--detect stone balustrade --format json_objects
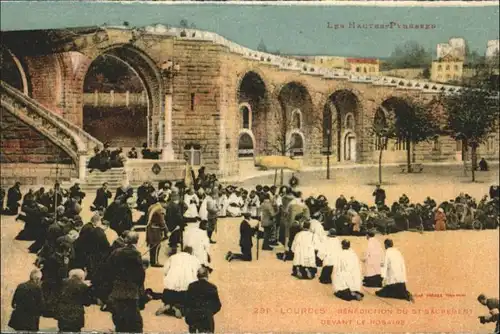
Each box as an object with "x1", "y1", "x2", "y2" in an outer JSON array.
[{"x1": 117, "y1": 23, "x2": 466, "y2": 95}]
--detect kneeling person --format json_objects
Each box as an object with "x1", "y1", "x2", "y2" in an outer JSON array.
[
  {"x1": 375, "y1": 239, "x2": 414, "y2": 302},
  {"x1": 333, "y1": 240, "x2": 364, "y2": 301},
  {"x1": 226, "y1": 212, "x2": 258, "y2": 262},
  {"x1": 291, "y1": 221, "x2": 318, "y2": 279},
  {"x1": 157, "y1": 246, "x2": 201, "y2": 318}
]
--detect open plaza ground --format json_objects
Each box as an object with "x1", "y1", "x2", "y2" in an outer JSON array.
[{"x1": 1, "y1": 164, "x2": 499, "y2": 333}]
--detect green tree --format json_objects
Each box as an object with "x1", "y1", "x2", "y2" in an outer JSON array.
[
  {"x1": 441, "y1": 73, "x2": 499, "y2": 182},
  {"x1": 393, "y1": 98, "x2": 440, "y2": 173},
  {"x1": 371, "y1": 110, "x2": 395, "y2": 185},
  {"x1": 385, "y1": 41, "x2": 433, "y2": 70}
]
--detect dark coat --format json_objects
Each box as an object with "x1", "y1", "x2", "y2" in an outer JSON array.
[
  {"x1": 56, "y1": 277, "x2": 93, "y2": 330},
  {"x1": 373, "y1": 189, "x2": 386, "y2": 205},
  {"x1": 74, "y1": 224, "x2": 110, "y2": 280},
  {"x1": 107, "y1": 245, "x2": 145, "y2": 301},
  {"x1": 7, "y1": 186, "x2": 22, "y2": 210},
  {"x1": 335, "y1": 197, "x2": 347, "y2": 211},
  {"x1": 111, "y1": 204, "x2": 133, "y2": 237},
  {"x1": 8, "y1": 281, "x2": 44, "y2": 331},
  {"x1": 146, "y1": 204, "x2": 168, "y2": 245},
  {"x1": 93, "y1": 188, "x2": 113, "y2": 209},
  {"x1": 184, "y1": 279, "x2": 222, "y2": 331},
  {"x1": 166, "y1": 201, "x2": 184, "y2": 232},
  {"x1": 239, "y1": 219, "x2": 256, "y2": 248}
]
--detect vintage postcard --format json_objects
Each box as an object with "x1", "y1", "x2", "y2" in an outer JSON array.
[{"x1": 0, "y1": 1, "x2": 499, "y2": 333}]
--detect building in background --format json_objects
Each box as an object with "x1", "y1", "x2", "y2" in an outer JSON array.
[
  {"x1": 486, "y1": 39, "x2": 499, "y2": 59},
  {"x1": 287, "y1": 55, "x2": 380, "y2": 74},
  {"x1": 431, "y1": 54, "x2": 464, "y2": 83},
  {"x1": 346, "y1": 58, "x2": 380, "y2": 75},
  {"x1": 437, "y1": 37, "x2": 466, "y2": 60},
  {"x1": 379, "y1": 68, "x2": 426, "y2": 79}
]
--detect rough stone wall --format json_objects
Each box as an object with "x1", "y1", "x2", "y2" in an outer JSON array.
[
  {"x1": 171, "y1": 40, "x2": 223, "y2": 174},
  {"x1": 23, "y1": 54, "x2": 65, "y2": 115},
  {"x1": 1, "y1": 108, "x2": 73, "y2": 164}
]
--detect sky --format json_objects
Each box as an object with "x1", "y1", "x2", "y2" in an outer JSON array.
[{"x1": 1, "y1": 1, "x2": 498, "y2": 58}]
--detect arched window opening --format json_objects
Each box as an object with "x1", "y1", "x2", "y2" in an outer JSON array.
[
  {"x1": 292, "y1": 109, "x2": 302, "y2": 129},
  {"x1": 238, "y1": 132, "x2": 254, "y2": 158},
  {"x1": 241, "y1": 106, "x2": 251, "y2": 129},
  {"x1": 290, "y1": 133, "x2": 304, "y2": 157},
  {"x1": 345, "y1": 114, "x2": 355, "y2": 130}
]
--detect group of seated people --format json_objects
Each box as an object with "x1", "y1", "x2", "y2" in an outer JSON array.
[{"x1": 87, "y1": 143, "x2": 126, "y2": 173}]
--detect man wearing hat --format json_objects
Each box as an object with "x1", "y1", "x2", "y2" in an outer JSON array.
[{"x1": 317, "y1": 228, "x2": 341, "y2": 284}]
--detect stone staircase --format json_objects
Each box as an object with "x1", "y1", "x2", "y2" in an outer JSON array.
[
  {"x1": 60, "y1": 167, "x2": 128, "y2": 193},
  {"x1": 1, "y1": 81, "x2": 103, "y2": 180}
]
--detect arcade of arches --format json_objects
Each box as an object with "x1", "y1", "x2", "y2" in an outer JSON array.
[{"x1": 0, "y1": 27, "x2": 498, "y2": 180}]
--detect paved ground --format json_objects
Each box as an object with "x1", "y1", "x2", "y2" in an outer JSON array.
[{"x1": 1, "y1": 164, "x2": 499, "y2": 333}]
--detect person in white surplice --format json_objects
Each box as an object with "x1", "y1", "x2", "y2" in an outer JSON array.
[
  {"x1": 155, "y1": 246, "x2": 201, "y2": 318},
  {"x1": 227, "y1": 189, "x2": 244, "y2": 217},
  {"x1": 183, "y1": 220, "x2": 212, "y2": 272},
  {"x1": 217, "y1": 188, "x2": 229, "y2": 218},
  {"x1": 376, "y1": 239, "x2": 414, "y2": 302},
  {"x1": 183, "y1": 188, "x2": 200, "y2": 222},
  {"x1": 246, "y1": 190, "x2": 261, "y2": 219},
  {"x1": 291, "y1": 221, "x2": 318, "y2": 280},
  {"x1": 333, "y1": 240, "x2": 364, "y2": 301},
  {"x1": 361, "y1": 231, "x2": 384, "y2": 288},
  {"x1": 317, "y1": 228, "x2": 341, "y2": 284}
]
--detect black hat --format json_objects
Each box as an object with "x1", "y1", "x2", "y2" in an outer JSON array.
[{"x1": 327, "y1": 228, "x2": 337, "y2": 237}]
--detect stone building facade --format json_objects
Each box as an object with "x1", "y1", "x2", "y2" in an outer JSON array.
[{"x1": 1, "y1": 25, "x2": 498, "y2": 184}]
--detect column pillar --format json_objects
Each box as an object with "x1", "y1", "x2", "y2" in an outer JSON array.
[
  {"x1": 78, "y1": 155, "x2": 87, "y2": 181},
  {"x1": 162, "y1": 92, "x2": 175, "y2": 160}
]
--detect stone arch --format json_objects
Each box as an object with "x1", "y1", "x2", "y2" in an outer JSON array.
[
  {"x1": 237, "y1": 129, "x2": 255, "y2": 158},
  {"x1": 76, "y1": 44, "x2": 163, "y2": 148},
  {"x1": 237, "y1": 71, "x2": 268, "y2": 155},
  {"x1": 323, "y1": 89, "x2": 361, "y2": 162},
  {"x1": 1, "y1": 47, "x2": 30, "y2": 95},
  {"x1": 287, "y1": 130, "x2": 305, "y2": 157}
]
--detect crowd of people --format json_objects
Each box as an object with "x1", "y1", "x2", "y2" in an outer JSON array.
[{"x1": 1, "y1": 166, "x2": 499, "y2": 333}]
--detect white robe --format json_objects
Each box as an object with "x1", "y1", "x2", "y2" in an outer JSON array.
[
  {"x1": 381, "y1": 247, "x2": 408, "y2": 285},
  {"x1": 309, "y1": 219, "x2": 326, "y2": 249},
  {"x1": 246, "y1": 196, "x2": 260, "y2": 218},
  {"x1": 317, "y1": 237, "x2": 341, "y2": 266},
  {"x1": 333, "y1": 249, "x2": 362, "y2": 292},
  {"x1": 363, "y1": 237, "x2": 384, "y2": 277},
  {"x1": 183, "y1": 224, "x2": 210, "y2": 266},
  {"x1": 291, "y1": 230, "x2": 316, "y2": 267},
  {"x1": 227, "y1": 194, "x2": 243, "y2": 217},
  {"x1": 199, "y1": 197, "x2": 208, "y2": 221},
  {"x1": 218, "y1": 195, "x2": 229, "y2": 217},
  {"x1": 163, "y1": 252, "x2": 201, "y2": 292},
  {"x1": 184, "y1": 193, "x2": 200, "y2": 218}
]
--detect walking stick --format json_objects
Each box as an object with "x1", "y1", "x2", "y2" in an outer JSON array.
[{"x1": 256, "y1": 220, "x2": 260, "y2": 260}]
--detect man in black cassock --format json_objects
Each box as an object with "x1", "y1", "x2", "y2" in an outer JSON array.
[
  {"x1": 184, "y1": 266, "x2": 222, "y2": 334},
  {"x1": 166, "y1": 191, "x2": 186, "y2": 253},
  {"x1": 110, "y1": 197, "x2": 135, "y2": 237},
  {"x1": 225, "y1": 212, "x2": 257, "y2": 262},
  {"x1": 73, "y1": 213, "x2": 111, "y2": 281},
  {"x1": 92, "y1": 182, "x2": 113, "y2": 212},
  {"x1": 107, "y1": 232, "x2": 145, "y2": 333},
  {"x1": 8, "y1": 269, "x2": 44, "y2": 331},
  {"x1": 373, "y1": 184, "x2": 386, "y2": 207},
  {"x1": 6, "y1": 182, "x2": 22, "y2": 215},
  {"x1": 69, "y1": 183, "x2": 86, "y2": 204}
]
